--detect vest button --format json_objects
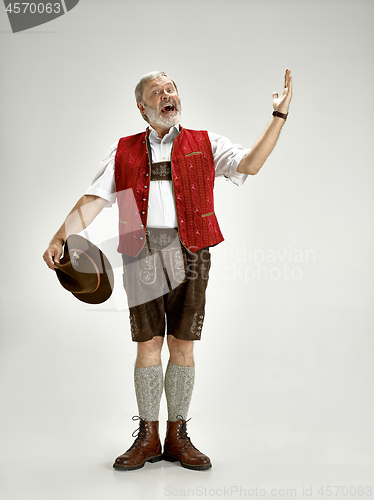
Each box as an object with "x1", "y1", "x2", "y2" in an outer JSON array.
[
  {"x1": 141, "y1": 211, "x2": 145, "y2": 214},
  {"x1": 144, "y1": 186, "x2": 148, "y2": 189},
  {"x1": 140, "y1": 224, "x2": 144, "y2": 228},
  {"x1": 146, "y1": 173, "x2": 149, "y2": 177},
  {"x1": 140, "y1": 237, "x2": 144, "y2": 240},
  {"x1": 143, "y1": 198, "x2": 146, "y2": 201}
]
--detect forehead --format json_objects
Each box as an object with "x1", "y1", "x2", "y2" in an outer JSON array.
[{"x1": 145, "y1": 77, "x2": 176, "y2": 92}]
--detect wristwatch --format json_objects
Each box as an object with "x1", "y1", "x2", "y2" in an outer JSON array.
[{"x1": 272, "y1": 110, "x2": 288, "y2": 120}]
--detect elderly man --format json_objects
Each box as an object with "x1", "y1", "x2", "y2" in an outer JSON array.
[{"x1": 43, "y1": 69, "x2": 293, "y2": 471}]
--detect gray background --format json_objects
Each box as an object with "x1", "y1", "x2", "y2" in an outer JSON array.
[{"x1": 0, "y1": 0, "x2": 373, "y2": 499}]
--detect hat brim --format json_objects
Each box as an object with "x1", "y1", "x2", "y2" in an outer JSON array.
[{"x1": 55, "y1": 235, "x2": 114, "y2": 305}]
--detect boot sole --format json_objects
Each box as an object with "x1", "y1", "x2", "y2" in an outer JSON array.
[
  {"x1": 113, "y1": 454, "x2": 163, "y2": 471},
  {"x1": 162, "y1": 453, "x2": 212, "y2": 471}
]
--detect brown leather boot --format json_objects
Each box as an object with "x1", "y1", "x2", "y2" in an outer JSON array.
[
  {"x1": 163, "y1": 418, "x2": 212, "y2": 470},
  {"x1": 113, "y1": 416, "x2": 162, "y2": 471}
]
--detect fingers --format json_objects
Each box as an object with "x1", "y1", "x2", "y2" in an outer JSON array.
[
  {"x1": 284, "y1": 68, "x2": 292, "y2": 92},
  {"x1": 53, "y1": 250, "x2": 62, "y2": 265},
  {"x1": 43, "y1": 249, "x2": 55, "y2": 270},
  {"x1": 272, "y1": 69, "x2": 293, "y2": 114},
  {"x1": 288, "y1": 72, "x2": 293, "y2": 95},
  {"x1": 43, "y1": 247, "x2": 62, "y2": 270},
  {"x1": 274, "y1": 68, "x2": 292, "y2": 99},
  {"x1": 281, "y1": 69, "x2": 293, "y2": 105}
]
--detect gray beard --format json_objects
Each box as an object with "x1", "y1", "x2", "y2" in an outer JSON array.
[{"x1": 144, "y1": 102, "x2": 182, "y2": 130}]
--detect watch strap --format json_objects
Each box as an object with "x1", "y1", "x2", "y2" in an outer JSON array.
[{"x1": 272, "y1": 110, "x2": 288, "y2": 120}]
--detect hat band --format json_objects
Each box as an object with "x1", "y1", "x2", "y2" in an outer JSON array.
[{"x1": 71, "y1": 248, "x2": 101, "y2": 293}]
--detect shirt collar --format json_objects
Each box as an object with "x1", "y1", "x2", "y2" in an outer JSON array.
[{"x1": 148, "y1": 123, "x2": 180, "y2": 141}]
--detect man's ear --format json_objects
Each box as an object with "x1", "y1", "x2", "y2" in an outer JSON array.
[{"x1": 137, "y1": 102, "x2": 146, "y2": 115}]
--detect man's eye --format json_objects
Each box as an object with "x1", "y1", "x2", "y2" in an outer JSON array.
[{"x1": 167, "y1": 89, "x2": 173, "y2": 92}]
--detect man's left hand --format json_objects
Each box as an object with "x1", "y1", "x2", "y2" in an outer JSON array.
[{"x1": 272, "y1": 68, "x2": 293, "y2": 114}]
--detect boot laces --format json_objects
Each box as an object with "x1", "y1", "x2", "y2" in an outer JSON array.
[
  {"x1": 176, "y1": 414, "x2": 193, "y2": 450},
  {"x1": 130, "y1": 415, "x2": 148, "y2": 450}
]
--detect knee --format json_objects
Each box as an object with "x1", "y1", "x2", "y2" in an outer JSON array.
[
  {"x1": 167, "y1": 335, "x2": 194, "y2": 357},
  {"x1": 137, "y1": 336, "x2": 164, "y2": 357}
]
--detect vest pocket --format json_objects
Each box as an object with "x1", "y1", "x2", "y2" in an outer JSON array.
[{"x1": 185, "y1": 151, "x2": 203, "y2": 157}]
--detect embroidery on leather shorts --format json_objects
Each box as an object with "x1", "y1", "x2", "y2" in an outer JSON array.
[
  {"x1": 159, "y1": 232, "x2": 174, "y2": 247},
  {"x1": 130, "y1": 314, "x2": 139, "y2": 339},
  {"x1": 190, "y1": 312, "x2": 198, "y2": 335},
  {"x1": 140, "y1": 248, "x2": 156, "y2": 284},
  {"x1": 148, "y1": 230, "x2": 175, "y2": 248},
  {"x1": 170, "y1": 248, "x2": 187, "y2": 283},
  {"x1": 190, "y1": 313, "x2": 204, "y2": 337}
]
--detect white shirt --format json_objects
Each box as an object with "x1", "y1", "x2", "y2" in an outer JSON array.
[{"x1": 85, "y1": 124, "x2": 249, "y2": 228}]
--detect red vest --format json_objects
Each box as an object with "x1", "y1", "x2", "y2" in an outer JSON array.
[{"x1": 114, "y1": 126, "x2": 224, "y2": 257}]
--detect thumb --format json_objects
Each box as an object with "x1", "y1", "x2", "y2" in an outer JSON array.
[{"x1": 272, "y1": 92, "x2": 278, "y2": 98}]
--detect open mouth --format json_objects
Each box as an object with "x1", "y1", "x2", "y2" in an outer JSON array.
[{"x1": 161, "y1": 103, "x2": 175, "y2": 114}]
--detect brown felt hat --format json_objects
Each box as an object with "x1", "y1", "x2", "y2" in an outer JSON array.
[{"x1": 55, "y1": 234, "x2": 114, "y2": 304}]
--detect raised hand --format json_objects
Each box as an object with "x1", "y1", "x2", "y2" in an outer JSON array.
[{"x1": 272, "y1": 68, "x2": 293, "y2": 115}]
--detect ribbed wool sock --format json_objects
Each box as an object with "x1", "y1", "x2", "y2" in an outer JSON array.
[
  {"x1": 164, "y1": 361, "x2": 195, "y2": 422},
  {"x1": 134, "y1": 364, "x2": 163, "y2": 421}
]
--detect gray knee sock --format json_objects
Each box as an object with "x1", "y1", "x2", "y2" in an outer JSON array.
[
  {"x1": 134, "y1": 364, "x2": 163, "y2": 421},
  {"x1": 164, "y1": 361, "x2": 195, "y2": 422}
]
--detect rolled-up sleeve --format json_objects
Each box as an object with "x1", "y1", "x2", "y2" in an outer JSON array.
[
  {"x1": 208, "y1": 131, "x2": 250, "y2": 186},
  {"x1": 84, "y1": 140, "x2": 119, "y2": 206}
]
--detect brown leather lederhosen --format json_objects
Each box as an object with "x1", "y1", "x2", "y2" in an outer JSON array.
[{"x1": 121, "y1": 162, "x2": 211, "y2": 342}]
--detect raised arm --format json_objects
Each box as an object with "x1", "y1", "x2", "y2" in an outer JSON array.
[
  {"x1": 43, "y1": 194, "x2": 108, "y2": 270},
  {"x1": 237, "y1": 68, "x2": 293, "y2": 175}
]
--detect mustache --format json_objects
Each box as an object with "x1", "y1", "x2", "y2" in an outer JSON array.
[{"x1": 159, "y1": 99, "x2": 181, "y2": 111}]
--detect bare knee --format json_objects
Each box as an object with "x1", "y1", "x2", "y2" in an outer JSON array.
[
  {"x1": 136, "y1": 336, "x2": 164, "y2": 367},
  {"x1": 167, "y1": 335, "x2": 194, "y2": 367}
]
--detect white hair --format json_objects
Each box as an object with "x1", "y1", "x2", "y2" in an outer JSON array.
[
  {"x1": 134, "y1": 71, "x2": 178, "y2": 103},
  {"x1": 135, "y1": 71, "x2": 179, "y2": 123}
]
